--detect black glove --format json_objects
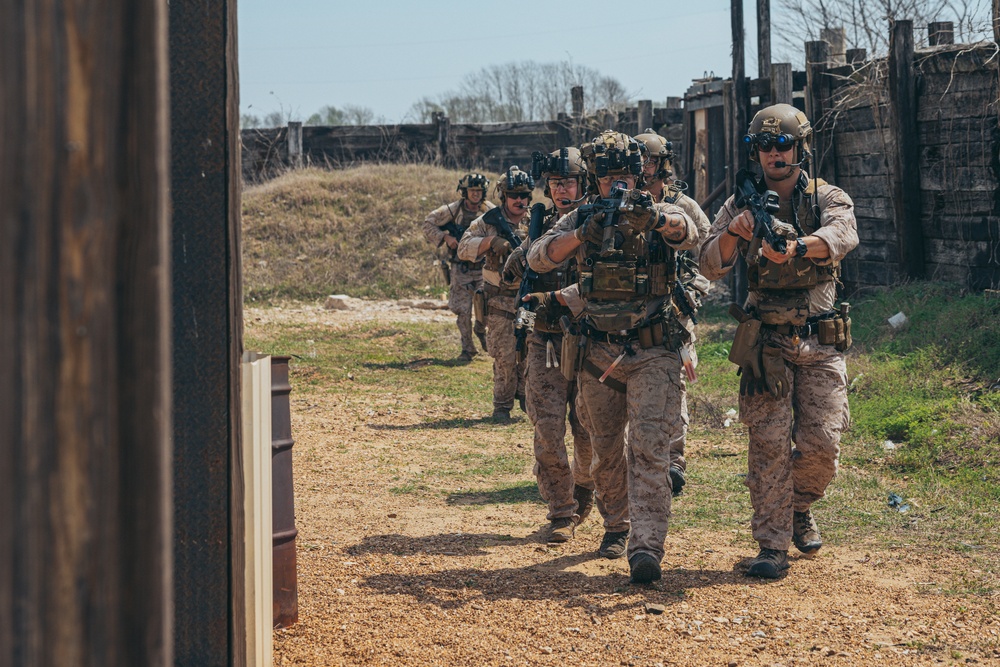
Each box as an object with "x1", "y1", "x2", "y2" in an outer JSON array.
[{"x1": 574, "y1": 212, "x2": 606, "y2": 245}]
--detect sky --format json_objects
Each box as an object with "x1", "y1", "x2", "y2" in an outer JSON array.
[{"x1": 238, "y1": 0, "x2": 773, "y2": 124}]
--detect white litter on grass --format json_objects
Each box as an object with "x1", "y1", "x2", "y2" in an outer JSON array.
[
  {"x1": 882, "y1": 440, "x2": 896, "y2": 451},
  {"x1": 888, "y1": 312, "x2": 908, "y2": 329}
]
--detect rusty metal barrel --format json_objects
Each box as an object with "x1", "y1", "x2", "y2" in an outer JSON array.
[{"x1": 271, "y1": 355, "x2": 298, "y2": 627}]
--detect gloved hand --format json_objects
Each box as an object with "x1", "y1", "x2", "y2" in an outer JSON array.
[
  {"x1": 761, "y1": 343, "x2": 790, "y2": 398},
  {"x1": 503, "y1": 246, "x2": 526, "y2": 282},
  {"x1": 737, "y1": 342, "x2": 766, "y2": 397},
  {"x1": 624, "y1": 205, "x2": 660, "y2": 234},
  {"x1": 489, "y1": 236, "x2": 511, "y2": 255},
  {"x1": 574, "y1": 212, "x2": 606, "y2": 245},
  {"x1": 522, "y1": 291, "x2": 555, "y2": 310}
]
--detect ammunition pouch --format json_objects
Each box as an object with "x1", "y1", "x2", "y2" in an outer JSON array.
[
  {"x1": 817, "y1": 315, "x2": 852, "y2": 351},
  {"x1": 473, "y1": 288, "x2": 487, "y2": 324},
  {"x1": 560, "y1": 330, "x2": 583, "y2": 382}
]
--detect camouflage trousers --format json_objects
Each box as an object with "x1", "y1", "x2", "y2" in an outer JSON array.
[
  {"x1": 448, "y1": 265, "x2": 482, "y2": 356},
  {"x1": 485, "y1": 299, "x2": 524, "y2": 412},
  {"x1": 576, "y1": 341, "x2": 688, "y2": 559},
  {"x1": 525, "y1": 332, "x2": 594, "y2": 521},
  {"x1": 738, "y1": 334, "x2": 849, "y2": 551}
]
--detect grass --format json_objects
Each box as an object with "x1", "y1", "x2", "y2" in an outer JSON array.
[{"x1": 242, "y1": 165, "x2": 505, "y2": 301}]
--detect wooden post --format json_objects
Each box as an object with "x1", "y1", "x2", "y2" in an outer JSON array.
[
  {"x1": 846, "y1": 48, "x2": 867, "y2": 65},
  {"x1": 888, "y1": 20, "x2": 925, "y2": 279},
  {"x1": 928, "y1": 21, "x2": 955, "y2": 45},
  {"x1": 724, "y1": 79, "x2": 747, "y2": 304},
  {"x1": 0, "y1": 0, "x2": 172, "y2": 664},
  {"x1": 170, "y1": 0, "x2": 246, "y2": 663},
  {"x1": 637, "y1": 100, "x2": 653, "y2": 133},
  {"x1": 732, "y1": 0, "x2": 749, "y2": 177},
  {"x1": 757, "y1": 0, "x2": 771, "y2": 78},
  {"x1": 287, "y1": 121, "x2": 303, "y2": 169},
  {"x1": 770, "y1": 63, "x2": 793, "y2": 104},
  {"x1": 665, "y1": 96, "x2": 682, "y2": 109},
  {"x1": 571, "y1": 86, "x2": 585, "y2": 144},
  {"x1": 434, "y1": 112, "x2": 450, "y2": 164},
  {"x1": 820, "y1": 27, "x2": 847, "y2": 65},
  {"x1": 805, "y1": 40, "x2": 833, "y2": 180}
]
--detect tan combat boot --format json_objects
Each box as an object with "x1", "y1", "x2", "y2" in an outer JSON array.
[
  {"x1": 793, "y1": 510, "x2": 822, "y2": 556},
  {"x1": 548, "y1": 517, "x2": 575, "y2": 543}
]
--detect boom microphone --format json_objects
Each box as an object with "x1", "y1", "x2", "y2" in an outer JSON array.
[{"x1": 774, "y1": 158, "x2": 807, "y2": 168}]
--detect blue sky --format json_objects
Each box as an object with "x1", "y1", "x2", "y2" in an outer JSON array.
[{"x1": 238, "y1": 0, "x2": 769, "y2": 123}]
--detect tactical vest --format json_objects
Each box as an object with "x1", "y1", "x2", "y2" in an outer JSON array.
[
  {"x1": 578, "y1": 223, "x2": 676, "y2": 332},
  {"x1": 746, "y1": 179, "x2": 839, "y2": 325},
  {"x1": 444, "y1": 202, "x2": 488, "y2": 265}
]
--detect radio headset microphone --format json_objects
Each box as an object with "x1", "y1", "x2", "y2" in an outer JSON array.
[{"x1": 774, "y1": 158, "x2": 807, "y2": 168}]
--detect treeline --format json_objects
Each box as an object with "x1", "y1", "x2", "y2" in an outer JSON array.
[{"x1": 241, "y1": 59, "x2": 630, "y2": 129}]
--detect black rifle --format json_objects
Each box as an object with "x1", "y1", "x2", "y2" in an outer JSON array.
[
  {"x1": 575, "y1": 181, "x2": 654, "y2": 257},
  {"x1": 482, "y1": 207, "x2": 523, "y2": 250},
  {"x1": 513, "y1": 203, "x2": 548, "y2": 352},
  {"x1": 733, "y1": 169, "x2": 795, "y2": 256}
]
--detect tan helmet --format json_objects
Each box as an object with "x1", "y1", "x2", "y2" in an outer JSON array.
[
  {"x1": 457, "y1": 172, "x2": 490, "y2": 199},
  {"x1": 635, "y1": 129, "x2": 675, "y2": 182},
  {"x1": 532, "y1": 147, "x2": 587, "y2": 198},
  {"x1": 745, "y1": 104, "x2": 812, "y2": 163},
  {"x1": 494, "y1": 165, "x2": 535, "y2": 201},
  {"x1": 580, "y1": 130, "x2": 644, "y2": 194}
]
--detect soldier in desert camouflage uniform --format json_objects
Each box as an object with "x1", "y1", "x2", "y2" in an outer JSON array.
[
  {"x1": 457, "y1": 166, "x2": 533, "y2": 421},
  {"x1": 502, "y1": 148, "x2": 602, "y2": 543},
  {"x1": 699, "y1": 104, "x2": 858, "y2": 578},
  {"x1": 634, "y1": 129, "x2": 713, "y2": 497},
  {"x1": 526, "y1": 131, "x2": 699, "y2": 583},
  {"x1": 422, "y1": 173, "x2": 496, "y2": 361}
]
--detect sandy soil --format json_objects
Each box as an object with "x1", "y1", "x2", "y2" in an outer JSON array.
[{"x1": 253, "y1": 302, "x2": 1000, "y2": 667}]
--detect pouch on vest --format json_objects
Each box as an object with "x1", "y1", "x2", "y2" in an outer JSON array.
[
  {"x1": 836, "y1": 317, "x2": 852, "y2": 352},
  {"x1": 560, "y1": 331, "x2": 580, "y2": 382},
  {"x1": 755, "y1": 290, "x2": 809, "y2": 326}
]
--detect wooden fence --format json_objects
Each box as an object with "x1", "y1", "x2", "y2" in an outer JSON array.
[{"x1": 240, "y1": 90, "x2": 684, "y2": 182}]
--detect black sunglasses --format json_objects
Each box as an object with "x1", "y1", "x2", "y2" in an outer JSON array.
[
  {"x1": 744, "y1": 132, "x2": 796, "y2": 152},
  {"x1": 507, "y1": 192, "x2": 531, "y2": 199}
]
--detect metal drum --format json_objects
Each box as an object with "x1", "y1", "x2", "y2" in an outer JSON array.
[{"x1": 270, "y1": 355, "x2": 298, "y2": 627}]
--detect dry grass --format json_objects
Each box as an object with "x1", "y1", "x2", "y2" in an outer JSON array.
[{"x1": 242, "y1": 165, "x2": 503, "y2": 302}]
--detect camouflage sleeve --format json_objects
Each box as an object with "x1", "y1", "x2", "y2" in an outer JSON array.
[
  {"x1": 526, "y1": 209, "x2": 581, "y2": 274},
  {"x1": 654, "y1": 202, "x2": 698, "y2": 251},
  {"x1": 502, "y1": 245, "x2": 526, "y2": 282},
  {"x1": 421, "y1": 201, "x2": 458, "y2": 247},
  {"x1": 699, "y1": 195, "x2": 742, "y2": 281},
  {"x1": 456, "y1": 215, "x2": 492, "y2": 262},
  {"x1": 677, "y1": 194, "x2": 712, "y2": 260},
  {"x1": 809, "y1": 185, "x2": 859, "y2": 266}
]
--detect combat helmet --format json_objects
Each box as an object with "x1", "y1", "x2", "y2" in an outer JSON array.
[
  {"x1": 457, "y1": 172, "x2": 490, "y2": 199},
  {"x1": 530, "y1": 147, "x2": 587, "y2": 199},
  {"x1": 635, "y1": 129, "x2": 675, "y2": 182},
  {"x1": 494, "y1": 165, "x2": 535, "y2": 201},
  {"x1": 580, "y1": 130, "x2": 644, "y2": 194},
  {"x1": 744, "y1": 104, "x2": 812, "y2": 164}
]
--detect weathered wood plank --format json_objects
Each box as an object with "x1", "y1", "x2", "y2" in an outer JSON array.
[
  {"x1": 921, "y1": 190, "x2": 998, "y2": 217},
  {"x1": 915, "y1": 44, "x2": 999, "y2": 75},
  {"x1": 838, "y1": 153, "x2": 891, "y2": 178},
  {"x1": 926, "y1": 238, "x2": 996, "y2": 265},
  {"x1": 920, "y1": 165, "x2": 997, "y2": 192},
  {"x1": 833, "y1": 128, "x2": 892, "y2": 156},
  {"x1": 917, "y1": 90, "x2": 999, "y2": 122},
  {"x1": 852, "y1": 197, "x2": 893, "y2": 220},
  {"x1": 920, "y1": 71, "x2": 997, "y2": 96},
  {"x1": 922, "y1": 215, "x2": 1000, "y2": 242},
  {"x1": 836, "y1": 174, "x2": 892, "y2": 199}
]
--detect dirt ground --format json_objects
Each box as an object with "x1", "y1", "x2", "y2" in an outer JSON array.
[{"x1": 253, "y1": 302, "x2": 1000, "y2": 667}]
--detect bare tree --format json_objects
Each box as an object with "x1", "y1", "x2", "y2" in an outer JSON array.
[
  {"x1": 304, "y1": 104, "x2": 381, "y2": 126},
  {"x1": 772, "y1": 0, "x2": 992, "y2": 62},
  {"x1": 405, "y1": 60, "x2": 632, "y2": 123}
]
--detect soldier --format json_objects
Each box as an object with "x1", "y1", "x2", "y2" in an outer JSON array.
[
  {"x1": 635, "y1": 130, "x2": 713, "y2": 498},
  {"x1": 457, "y1": 166, "x2": 533, "y2": 422},
  {"x1": 421, "y1": 173, "x2": 495, "y2": 361},
  {"x1": 502, "y1": 148, "x2": 599, "y2": 543},
  {"x1": 699, "y1": 104, "x2": 858, "y2": 578},
  {"x1": 525, "y1": 131, "x2": 700, "y2": 583}
]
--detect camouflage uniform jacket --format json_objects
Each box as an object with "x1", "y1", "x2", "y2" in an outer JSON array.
[
  {"x1": 700, "y1": 175, "x2": 858, "y2": 316},
  {"x1": 422, "y1": 199, "x2": 495, "y2": 261},
  {"x1": 526, "y1": 201, "x2": 699, "y2": 329}
]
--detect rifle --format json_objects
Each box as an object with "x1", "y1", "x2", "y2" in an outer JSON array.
[
  {"x1": 482, "y1": 207, "x2": 523, "y2": 250},
  {"x1": 575, "y1": 180, "x2": 654, "y2": 257},
  {"x1": 733, "y1": 169, "x2": 796, "y2": 259},
  {"x1": 513, "y1": 203, "x2": 548, "y2": 352}
]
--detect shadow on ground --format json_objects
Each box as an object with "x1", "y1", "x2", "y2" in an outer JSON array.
[
  {"x1": 446, "y1": 482, "x2": 544, "y2": 506},
  {"x1": 367, "y1": 415, "x2": 504, "y2": 430},
  {"x1": 362, "y1": 356, "x2": 477, "y2": 371}
]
